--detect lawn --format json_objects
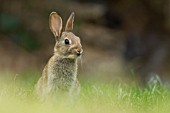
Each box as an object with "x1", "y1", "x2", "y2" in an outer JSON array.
[{"x1": 0, "y1": 71, "x2": 170, "y2": 113}]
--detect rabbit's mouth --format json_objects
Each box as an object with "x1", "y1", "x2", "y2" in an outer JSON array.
[
  {"x1": 64, "y1": 52, "x2": 82, "y2": 59},
  {"x1": 77, "y1": 53, "x2": 81, "y2": 56},
  {"x1": 64, "y1": 48, "x2": 83, "y2": 59},
  {"x1": 76, "y1": 49, "x2": 83, "y2": 56}
]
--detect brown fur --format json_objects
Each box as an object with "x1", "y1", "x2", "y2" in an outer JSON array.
[{"x1": 36, "y1": 12, "x2": 82, "y2": 98}]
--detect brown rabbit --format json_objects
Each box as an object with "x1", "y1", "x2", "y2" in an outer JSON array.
[{"x1": 36, "y1": 12, "x2": 83, "y2": 98}]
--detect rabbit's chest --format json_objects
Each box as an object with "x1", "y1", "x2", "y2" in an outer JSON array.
[
  {"x1": 53, "y1": 66, "x2": 76, "y2": 83},
  {"x1": 48, "y1": 59, "x2": 77, "y2": 91}
]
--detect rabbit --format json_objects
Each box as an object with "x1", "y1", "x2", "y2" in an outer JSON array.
[{"x1": 36, "y1": 11, "x2": 83, "y2": 98}]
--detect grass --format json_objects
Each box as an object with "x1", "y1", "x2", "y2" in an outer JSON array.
[{"x1": 0, "y1": 71, "x2": 170, "y2": 113}]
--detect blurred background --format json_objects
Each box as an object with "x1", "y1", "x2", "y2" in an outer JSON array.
[{"x1": 1, "y1": 0, "x2": 170, "y2": 85}]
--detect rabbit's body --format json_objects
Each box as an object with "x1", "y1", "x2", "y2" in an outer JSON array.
[
  {"x1": 36, "y1": 56, "x2": 80, "y2": 96},
  {"x1": 36, "y1": 12, "x2": 82, "y2": 98}
]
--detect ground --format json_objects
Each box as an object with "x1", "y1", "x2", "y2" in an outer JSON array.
[{"x1": 0, "y1": 71, "x2": 170, "y2": 113}]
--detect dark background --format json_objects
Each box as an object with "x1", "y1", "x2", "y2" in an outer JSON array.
[{"x1": 1, "y1": 0, "x2": 170, "y2": 84}]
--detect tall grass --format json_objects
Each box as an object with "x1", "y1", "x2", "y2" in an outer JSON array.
[{"x1": 0, "y1": 72, "x2": 170, "y2": 113}]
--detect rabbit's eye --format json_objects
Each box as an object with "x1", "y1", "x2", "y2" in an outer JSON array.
[{"x1": 65, "y1": 39, "x2": 70, "y2": 45}]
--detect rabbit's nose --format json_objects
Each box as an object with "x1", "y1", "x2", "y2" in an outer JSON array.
[{"x1": 76, "y1": 49, "x2": 83, "y2": 56}]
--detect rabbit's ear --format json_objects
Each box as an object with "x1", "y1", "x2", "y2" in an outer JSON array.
[
  {"x1": 49, "y1": 12, "x2": 62, "y2": 39},
  {"x1": 65, "y1": 12, "x2": 75, "y2": 31}
]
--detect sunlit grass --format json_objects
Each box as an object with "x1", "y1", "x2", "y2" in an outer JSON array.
[{"x1": 0, "y1": 72, "x2": 170, "y2": 113}]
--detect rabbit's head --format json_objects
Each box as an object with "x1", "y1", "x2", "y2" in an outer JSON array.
[{"x1": 49, "y1": 12, "x2": 83, "y2": 59}]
